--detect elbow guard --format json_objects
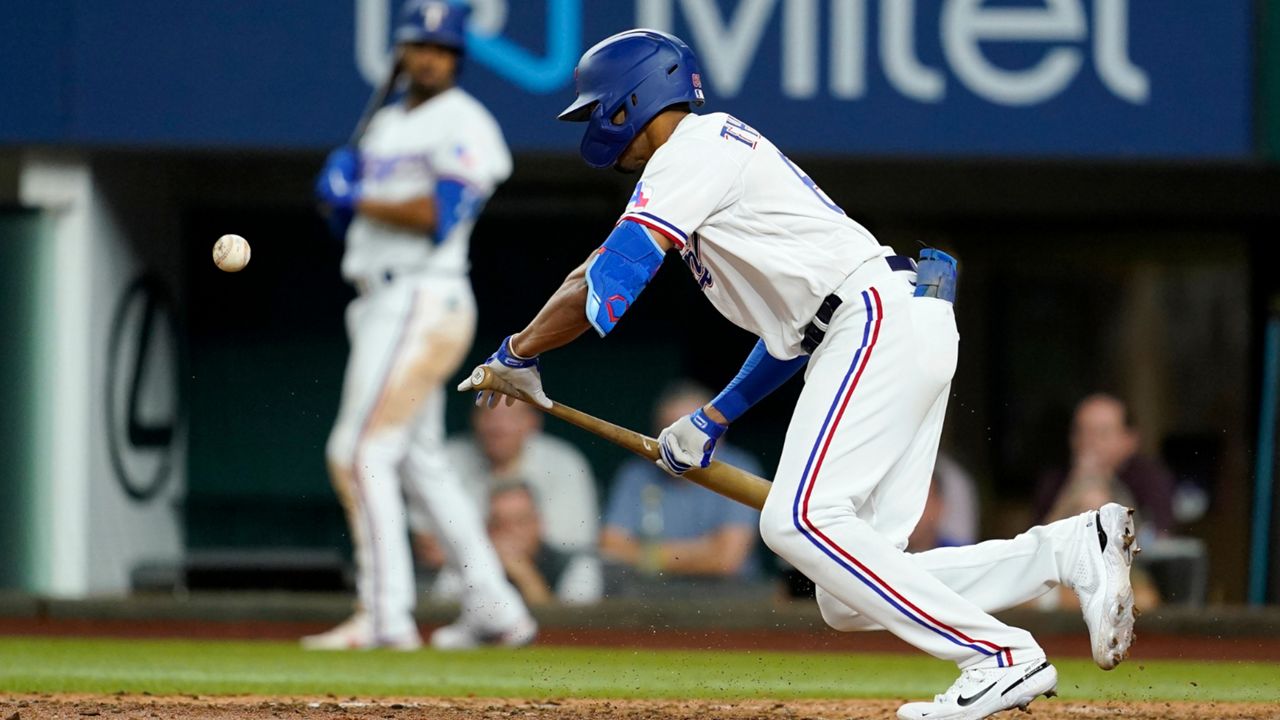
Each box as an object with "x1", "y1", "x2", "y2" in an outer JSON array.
[{"x1": 585, "y1": 220, "x2": 665, "y2": 336}]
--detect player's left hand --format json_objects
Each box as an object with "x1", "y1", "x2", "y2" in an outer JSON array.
[
  {"x1": 656, "y1": 408, "x2": 727, "y2": 475},
  {"x1": 457, "y1": 335, "x2": 553, "y2": 409},
  {"x1": 316, "y1": 146, "x2": 362, "y2": 211}
]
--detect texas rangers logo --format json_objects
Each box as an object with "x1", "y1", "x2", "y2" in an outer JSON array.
[{"x1": 627, "y1": 181, "x2": 652, "y2": 211}]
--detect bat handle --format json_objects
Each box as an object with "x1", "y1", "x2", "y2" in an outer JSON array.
[{"x1": 471, "y1": 366, "x2": 535, "y2": 405}]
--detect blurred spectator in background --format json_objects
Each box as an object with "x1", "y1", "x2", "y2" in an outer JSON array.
[
  {"x1": 411, "y1": 401, "x2": 598, "y2": 564},
  {"x1": 1034, "y1": 393, "x2": 1175, "y2": 536},
  {"x1": 601, "y1": 382, "x2": 762, "y2": 580},
  {"x1": 1031, "y1": 393, "x2": 1172, "y2": 610},
  {"x1": 486, "y1": 484, "x2": 602, "y2": 606},
  {"x1": 907, "y1": 452, "x2": 980, "y2": 552}
]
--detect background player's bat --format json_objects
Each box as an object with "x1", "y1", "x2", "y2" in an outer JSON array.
[
  {"x1": 349, "y1": 58, "x2": 403, "y2": 146},
  {"x1": 466, "y1": 367, "x2": 771, "y2": 511}
]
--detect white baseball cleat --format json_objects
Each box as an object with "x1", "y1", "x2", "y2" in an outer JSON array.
[
  {"x1": 429, "y1": 614, "x2": 538, "y2": 651},
  {"x1": 1068, "y1": 503, "x2": 1139, "y2": 670},
  {"x1": 300, "y1": 612, "x2": 422, "y2": 651},
  {"x1": 897, "y1": 659, "x2": 1058, "y2": 720}
]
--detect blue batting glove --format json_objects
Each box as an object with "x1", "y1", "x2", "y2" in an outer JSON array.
[
  {"x1": 316, "y1": 146, "x2": 362, "y2": 211},
  {"x1": 656, "y1": 407, "x2": 727, "y2": 475},
  {"x1": 457, "y1": 335, "x2": 552, "y2": 409}
]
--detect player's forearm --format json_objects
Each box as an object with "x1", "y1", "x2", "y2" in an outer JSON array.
[
  {"x1": 510, "y1": 260, "x2": 593, "y2": 357},
  {"x1": 356, "y1": 196, "x2": 437, "y2": 234}
]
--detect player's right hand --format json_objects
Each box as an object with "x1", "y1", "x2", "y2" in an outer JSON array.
[
  {"x1": 315, "y1": 146, "x2": 362, "y2": 211},
  {"x1": 656, "y1": 408, "x2": 727, "y2": 475},
  {"x1": 457, "y1": 336, "x2": 553, "y2": 409}
]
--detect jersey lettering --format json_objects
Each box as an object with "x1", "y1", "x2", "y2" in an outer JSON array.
[
  {"x1": 681, "y1": 232, "x2": 714, "y2": 290},
  {"x1": 777, "y1": 150, "x2": 845, "y2": 216},
  {"x1": 719, "y1": 116, "x2": 760, "y2": 149}
]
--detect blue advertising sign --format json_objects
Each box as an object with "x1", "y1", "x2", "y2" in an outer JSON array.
[{"x1": 0, "y1": 0, "x2": 1254, "y2": 158}]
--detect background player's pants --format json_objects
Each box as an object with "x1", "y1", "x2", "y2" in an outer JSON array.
[
  {"x1": 326, "y1": 274, "x2": 527, "y2": 641},
  {"x1": 760, "y1": 259, "x2": 1053, "y2": 670}
]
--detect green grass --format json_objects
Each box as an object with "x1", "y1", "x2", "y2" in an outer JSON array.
[{"x1": 0, "y1": 637, "x2": 1276, "y2": 703}]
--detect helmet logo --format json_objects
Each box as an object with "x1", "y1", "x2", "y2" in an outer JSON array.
[
  {"x1": 692, "y1": 73, "x2": 705, "y2": 101},
  {"x1": 424, "y1": 3, "x2": 445, "y2": 31}
]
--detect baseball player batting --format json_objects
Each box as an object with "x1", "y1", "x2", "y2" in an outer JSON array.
[
  {"x1": 460, "y1": 30, "x2": 1139, "y2": 719},
  {"x1": 306, "y1": 0, "x2": 535, "y2": 651}
]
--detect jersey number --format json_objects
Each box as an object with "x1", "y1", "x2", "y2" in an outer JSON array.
[{"x1": 777, "y1": 151, "x2": 845, "y2": 216}]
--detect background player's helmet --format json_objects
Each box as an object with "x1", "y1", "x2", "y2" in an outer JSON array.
[
  {"x1": 558, "y1": 29, "x2": 705, "y2": 168},
  {"x1": 395, "y1": 0, "x2": 470, "y2": 53}
]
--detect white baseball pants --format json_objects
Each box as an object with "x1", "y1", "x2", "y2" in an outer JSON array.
[
  {"x1": 760, "y1": 259, "x2": 1087, "y2": 670},
  {"x1": 326, "y1": 274, "x2": 528, "y2": 641}
]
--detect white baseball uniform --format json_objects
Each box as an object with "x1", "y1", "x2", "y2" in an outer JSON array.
[
  {"x1": 623, "y1": 113, "x2": 1096, "y2": 669},
  {"x1": 325, "y1": 86, "x2": 529, "y2": 642}
]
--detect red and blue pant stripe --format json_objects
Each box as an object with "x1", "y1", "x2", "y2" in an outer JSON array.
[{"x1": 789, "y1": 286, "x2": 1013, "y2": 667}]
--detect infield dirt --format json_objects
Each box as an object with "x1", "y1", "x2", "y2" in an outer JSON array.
[{"x1": 4, "y1": 695, "x2": 1278, "y2": 720}]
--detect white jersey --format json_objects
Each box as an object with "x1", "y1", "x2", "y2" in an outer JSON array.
[
  {"x1": 344, "y1": 87, "x2": 512, "y2": 282},
  {"x1": 619, "y1": 112, "x2": 887, "y2": 359}
]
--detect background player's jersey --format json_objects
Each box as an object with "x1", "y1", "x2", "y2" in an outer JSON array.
[
  {"x1": 619, "y1": 112, "x2": 886, "y2": 359},
  {"x1": 344, "y1": 87, "x2": 512, "y2": 282}
]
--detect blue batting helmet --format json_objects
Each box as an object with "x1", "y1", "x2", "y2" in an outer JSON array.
[
  {"x1": 395, "y1": 0, "x2": 470, "y2": 52},
  {"x1": 558, "y1": 29, "x2": 705, "y2": 168}
]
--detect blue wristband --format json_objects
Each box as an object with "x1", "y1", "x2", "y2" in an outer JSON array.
[
  {"x1": 711, "y1": 339, "x2": 808, "y2": 423},
  {"x1": 690, "y1": 407, "x2": 727, "y2": 439},
  {"x1": 495, "y1": 335, "x2": 538, "y2": 369}
]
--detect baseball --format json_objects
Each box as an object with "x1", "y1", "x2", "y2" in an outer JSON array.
[{"x1": 212, "y1": 234, "x2": 251, "y2": 272}]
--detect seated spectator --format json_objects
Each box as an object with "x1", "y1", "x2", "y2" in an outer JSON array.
[
  {"x1": 601, "y1": 382, "x2": 762, "y2": 580},
  {"x1": 487, "y1": 483, "x2": 602, "y2": 606},
  {"x1": 1034, "y1": 393, "x2": 1176, "y2": 536},
  {"x1": 411, "y1": 400, "x2": 598, "y2": 564},
  {"x1": 908, "y1": 452, "x2": 980, "y2": 552},
  {"x1": 1031, "y1": 393, "x2": 1168, "y2": 610}
]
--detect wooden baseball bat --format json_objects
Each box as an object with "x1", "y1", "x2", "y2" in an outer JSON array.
[
  {"x1": 465, "y1": 366, "x2": 772, "y2": 511},
  {"x1": 349, "y1": 58, "x2": 403, "y2": 146}
]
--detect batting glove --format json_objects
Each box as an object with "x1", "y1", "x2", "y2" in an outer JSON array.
[
  {"x1": 316, "y1": 146, "x2": 362, "y2": 211},
  {"x1": 457, "y1": 336, "x2": 553, "y2": 409},
  {"x1": 656, "y1": 408, "x2": 727, "y2": 476}
]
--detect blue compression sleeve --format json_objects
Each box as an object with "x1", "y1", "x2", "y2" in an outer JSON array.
[
  {"x1": 711, "y1": 339, "x2": 808, "y2": 423},
  {"x1": 434, "y1": 179, "x2": 480, "y2": 245}
]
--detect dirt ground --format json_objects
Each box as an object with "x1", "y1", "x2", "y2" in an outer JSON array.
[{"x1": 3, "y1": 695, "x2": 1278, "y2": 720}]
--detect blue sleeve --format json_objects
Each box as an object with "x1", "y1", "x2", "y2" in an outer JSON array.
[
  {"x1": 711, "y1": 339, "x2": 808, "y2": 423},
  {"x1": 433, "y1": 178, "x2": 484, "y2": 246},
  {"x1": 602, "y1": 460, "x2": 649, "y2": 535}
]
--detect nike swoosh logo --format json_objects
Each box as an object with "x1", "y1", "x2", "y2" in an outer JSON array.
[{"x1": 957, "y1": 682, "x2": 996, "y2": 706}]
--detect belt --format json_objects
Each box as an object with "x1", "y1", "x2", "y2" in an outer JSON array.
[{"x1": 800, "y1": 256, "x2": 916, "y2": 354}]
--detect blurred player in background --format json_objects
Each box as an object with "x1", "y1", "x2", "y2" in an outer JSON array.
[
  {"x1": 461, "y1": 29, "x2": 1139, "y2": 719},
  {"x1": 306, "y1": 0, "x2": 534, "y2": 650}
]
